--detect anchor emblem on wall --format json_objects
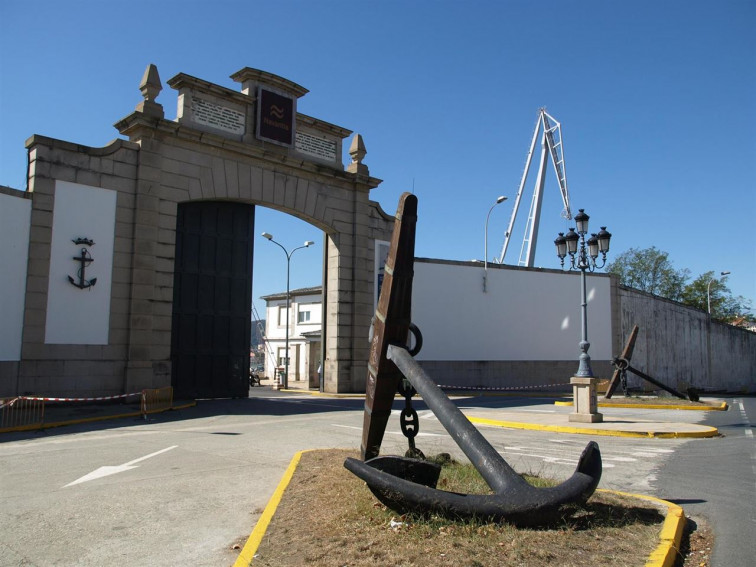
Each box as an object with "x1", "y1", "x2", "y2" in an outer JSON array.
[{"x1": 68, "y1": 237, "x2": 97, "y2": 289}]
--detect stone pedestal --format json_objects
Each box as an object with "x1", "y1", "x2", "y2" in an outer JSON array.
[{"x1": 569, "y1": 377, "x2": 603, "y2": 423}]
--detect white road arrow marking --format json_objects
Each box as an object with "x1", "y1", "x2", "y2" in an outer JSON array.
[{"x1": 64, "y1": 445, "x2": 177, "y2": 487}]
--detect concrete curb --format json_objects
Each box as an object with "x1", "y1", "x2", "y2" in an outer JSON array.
[
  {"x1": 0, "y1": 401, "x2": 197, "y2": 434},
  {"x1": 234, "y1": 449, "x2": 687, "y2": 567},
  {"x1": 233, "y1": 449, "x2": 315, "y2": 567},
  {"x1": 467, "y1": 416, "x2": 720, "y2": 439},
  {"x1": 277, "y1": 388, "x2": 366, "y2": 398},
  {"x1": 597, "y1": 489, "x2": 686, "y2": 567},
  {"x1": 554, "y1": 400, "x2": 729, "y2": 411}
]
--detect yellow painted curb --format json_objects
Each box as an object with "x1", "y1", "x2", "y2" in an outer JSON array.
[
  {"x1": 0, "y1": 401, "x2": 197, "y2": 434},
  {"x1": 597, "y1": 489, "x2": 686, "y2": 567},
  {"x1": 467, "y1": 416, "x2": 720, "y2": 438},
  {"x1": 278, "y1": 389, "x2": 366, "y2": 398},
  {"x1": 233, "y1": 449, "x2": 312, "y2": 567},
  {"x1": 555, "y1": 400, "x2": 729, "y2": 411},
  {"x1": 236, "y1": 450, "x2": 688, "y2": 567}
]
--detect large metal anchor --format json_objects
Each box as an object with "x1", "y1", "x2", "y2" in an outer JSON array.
[
  {"x1": 345, "y1": 192, "x2": 602, "y2": 526},
  {"x1": 605, "y1": 325, "x2": 700, "y2": 402},
  {"x1": 345, "y1": 343, "x2": 602, "y2": 526}
]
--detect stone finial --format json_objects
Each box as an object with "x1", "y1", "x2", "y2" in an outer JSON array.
[
  {"x1": 347, "y1": 134, "x2": 368, "y2": 175},
  {"x1": 135, "y1": 64, "x2": 164, "y2": 118}
]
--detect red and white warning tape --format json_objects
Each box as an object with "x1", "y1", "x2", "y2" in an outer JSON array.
[
  {"x1": 437, "y1": 382, "x2": 573, "y2": 392},
  {"x1": 16, "y1": 392, "x2": 142, "y2": 402}
]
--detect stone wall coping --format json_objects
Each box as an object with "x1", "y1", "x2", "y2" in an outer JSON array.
[
  {"x1": 114, "y1": 112, "x2": 382, "y2": 191},
  {"x1": 166, "y1": 72, "x2": 252, "y2": 106},
  {"x1": 230, "y1": 67, "x2": 309, "y2": 98},
  {"x1": 25, "y1": 135, "x2": 140, "y2": 156},
  {"x1": 414, "y1": 256, "x2": 618, "y2": 280},
  {"x1": 0, "y1": 185, "x2": 31, "y2": 199},
  {"x1": 297, "y1": 113, "x2": 352, "y2": 139}
]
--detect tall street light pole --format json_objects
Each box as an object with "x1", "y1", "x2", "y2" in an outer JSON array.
[
  {"x1": 483, "y1": 195, "x2": 507, "y2": 292},
  {"x1": 706, "y1": 270, "x2": 730, "y2": 388},
  {"x1": 708, "y1": 271, "x2": 731, "y2": 315},
  {"x1": 554, "y1": 209, "x2": 612, "y2": 377},
  {"x1": 261, "y1": 233, "x2": 315, "y2": 390}
]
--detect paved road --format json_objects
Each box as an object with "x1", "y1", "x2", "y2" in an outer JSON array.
[
  {"x1": 0, "y1": 390, "x2": 717, "y2": 566},
  {"x1": 654, "y1": 396, "x2": 756, "y2": 567}
]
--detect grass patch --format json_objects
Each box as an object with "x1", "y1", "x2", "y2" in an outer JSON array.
[{"x1": 249, "y1": 449, "x2": 668, "y2": 566}]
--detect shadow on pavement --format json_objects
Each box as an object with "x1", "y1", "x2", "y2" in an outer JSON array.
[{"x1": 1, "y1": 387, "x2": 568, "y2": 443}]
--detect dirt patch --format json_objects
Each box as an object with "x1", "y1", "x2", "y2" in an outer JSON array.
[
  {"x1": 676, "y1": 517, "x2": 714, "y2": 567},
  {"x1": 248, "y1": 449, "x2": 693, "y2": 567}
]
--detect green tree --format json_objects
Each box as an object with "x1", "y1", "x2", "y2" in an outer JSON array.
[
  {"x1": 606, "y1": 246, "x2": 689, "y2": 300},
  {"x1": 681, "y1": 272, "x2": 754, "y2": 323},
  {"x1": 608, "y1": 248, "x2": 754, "y2": 325}
]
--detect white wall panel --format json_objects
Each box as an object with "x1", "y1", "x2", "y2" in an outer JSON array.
[
  {"x1": 412, "y1": 261, "x2": 612, "y2": 361},
  {"x1": 0, "y1": 192, "x2": 31, "y2": 360},
  {"x1": 45, "y1": 181, "x2": 116, "y2": 345}
]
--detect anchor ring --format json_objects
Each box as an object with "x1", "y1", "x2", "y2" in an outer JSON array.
[{"x1": 407, "y1": 323, "x2": 423, "y2": 356}]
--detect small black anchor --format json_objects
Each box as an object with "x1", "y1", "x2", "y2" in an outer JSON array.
[{"x1": 68, "y1": 238, "x2": 97, "y2": 289}]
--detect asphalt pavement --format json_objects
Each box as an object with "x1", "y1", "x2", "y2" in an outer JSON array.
[{"x1": 0, "y1": 386, "x2": 736, "y2": 566}]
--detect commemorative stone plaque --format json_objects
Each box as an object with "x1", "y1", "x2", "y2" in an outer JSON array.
[
  {"x1": 190, "y1": 97, "x2": 245, "y2": 135},
  {"x1": 295, "y1": 132, "x2": 337, "y2": 162}
]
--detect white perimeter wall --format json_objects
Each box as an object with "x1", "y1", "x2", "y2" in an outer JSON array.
[
  {"x1": 45, "y1": 181, "x2": 117, "y2": 345},
  {"x1": 412, "y1": 260, "x2": 613, "y2": 361},
  {"x1": 0, "y1": 192, "x2": 31, "y2": 361}
]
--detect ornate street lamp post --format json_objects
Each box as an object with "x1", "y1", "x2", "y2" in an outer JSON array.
[
  {"x1": 483, "y1": 195, "x2": 507, "y2": 292},
  {"x1": 554, "y1": 209, "x2": 611, "y2": 378},
  {"x1": 261, "y1": 233, "x2": 315, "y2": 389}
]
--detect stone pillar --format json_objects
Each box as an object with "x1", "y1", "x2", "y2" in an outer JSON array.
[{"x1": 569, "y1": 377, "x2": 603, "y2": 423}]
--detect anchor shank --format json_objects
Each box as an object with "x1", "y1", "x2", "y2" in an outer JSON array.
[{"x1": 387, "y1": 344, "x2": 527, "y2": 494}]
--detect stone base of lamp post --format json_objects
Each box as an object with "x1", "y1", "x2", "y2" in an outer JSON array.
[
  {"x1": 273, "y1": 368, "x2": 285, "y2": 391},
  {"x1": 569, "y1": 377, "x2": 603, "y2": 423}
]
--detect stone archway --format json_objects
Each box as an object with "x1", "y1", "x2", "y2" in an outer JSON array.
[
  {"x1": 115, "y1": 66, "x2": 396, "y2": 394},
  {"x1": 19, "y1": 65, "x2": 394, "y2": 396}
]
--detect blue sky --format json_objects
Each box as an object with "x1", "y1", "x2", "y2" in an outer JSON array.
[{"x1": 1, "y1": 0, "x2": 754, "y2": 319}]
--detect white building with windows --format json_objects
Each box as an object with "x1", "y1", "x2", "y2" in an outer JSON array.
[{"x1": 261, "y1": 286, "x2": 322, "y2": 388}]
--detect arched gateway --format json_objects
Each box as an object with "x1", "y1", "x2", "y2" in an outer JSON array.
[{"x1": 17, "y1": 65, "x2": 394, "y2": 396}]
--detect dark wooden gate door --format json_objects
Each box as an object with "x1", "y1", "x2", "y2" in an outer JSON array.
[{"x1": 171, "y1": 201, "x2": 254, "y2": 399}]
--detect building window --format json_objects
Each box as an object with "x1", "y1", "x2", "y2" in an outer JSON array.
[
  {"x1": 278, "y1": 306, "x2": 287, "y2": 326},
  {"x1": 277, "y1": 347, "x2": 289, "y2": 367},
  {"x1": 298, "y1": 310, "x2": 311, "y2": 323}
]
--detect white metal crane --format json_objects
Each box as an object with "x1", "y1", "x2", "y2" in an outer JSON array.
[{"x1": 497, "y1": 108, "x2": 572, "y2": 267}]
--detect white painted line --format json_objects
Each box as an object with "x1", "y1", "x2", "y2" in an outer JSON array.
[
  {"x1": 631, "y1": 452, "x2": 665, "y2": 457},
  {"x1": 745, "y1": 429, "x2": 753, "y2": 438},
  {"x1": 64, "y1": 445, "x2": 178, "y2": 487}
]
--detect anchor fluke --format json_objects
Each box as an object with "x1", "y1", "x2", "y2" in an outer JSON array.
[{"x1": 345, "y1": 442, "x2": 601, "y2": 525}]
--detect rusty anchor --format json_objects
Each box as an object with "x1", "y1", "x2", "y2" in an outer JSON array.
[
  {"x1": 605, "y1": 325, "x2": 700, "y2": 402},
  {"x1": 345, "y1": 192, "x2": 602, "y2": 526}
]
